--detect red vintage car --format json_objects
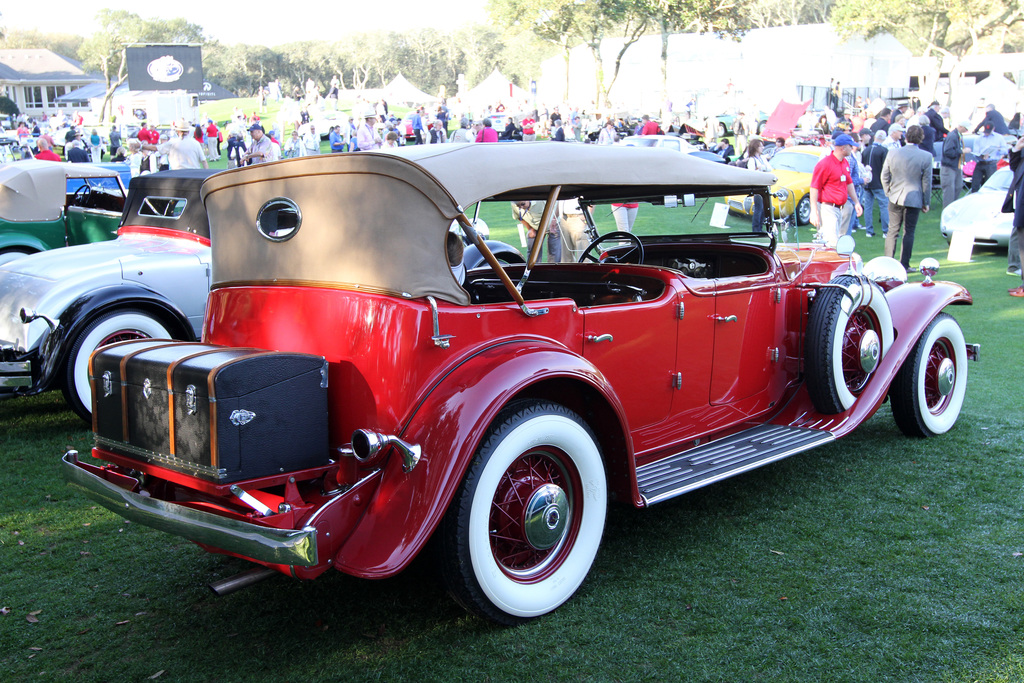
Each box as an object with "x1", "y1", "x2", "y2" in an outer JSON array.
[{"x1": 63, "y1": 144, "x2": 976, "y2": 624}]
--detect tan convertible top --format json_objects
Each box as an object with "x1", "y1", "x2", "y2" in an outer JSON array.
[
  {"x1": 0, "y1": 160, "x2": 121, "y2": 221},
  {"x1": 201, "y1": 144, "x2": 777, "y2": 305}
]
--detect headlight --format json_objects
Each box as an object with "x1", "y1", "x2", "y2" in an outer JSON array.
[{"x1": 863, "y1": 256, "x2": 907, "y2": 290}]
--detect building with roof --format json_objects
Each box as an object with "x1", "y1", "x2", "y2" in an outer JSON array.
[{"x1": 0, "y1": 49, "x2": 102, "y2": 116}]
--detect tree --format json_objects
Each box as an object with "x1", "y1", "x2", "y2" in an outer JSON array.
[
  {"x1": 79, "y1": 10, "x2": 204, "y2": 120},
  {"x1": 0, "y1": 95, "x2": 18, "y2": 116},
  {"x1": 652, "y1": 0, "x2": 757, "y2": 117},
  {"x1": 0, "y1": 29, "x2": 84, "y2": 60},
  {"x1": 831, "y1": 0, "x2": 1024, "y2": 104}
]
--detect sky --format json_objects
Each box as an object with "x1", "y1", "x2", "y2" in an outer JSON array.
[{"x1": 3, "y1": 1, "x2": 490, "y2": 47}]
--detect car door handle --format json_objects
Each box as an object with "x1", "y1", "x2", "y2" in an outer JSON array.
[
  {"x1": 586, "y1": 334, "x2": 614, "y2": 343},
  {"x1": 712, "y1": 315, "x2": 738, "y2": 323}
]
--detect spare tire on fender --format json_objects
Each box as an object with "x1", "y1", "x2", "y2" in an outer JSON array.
[{"x1": 805, "y1": 274, "x2": 894, "y2": 414}]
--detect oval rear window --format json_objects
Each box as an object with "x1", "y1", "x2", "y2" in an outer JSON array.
[{"x1": 257, "y1": 198, "x2": 302, "y2": 242}]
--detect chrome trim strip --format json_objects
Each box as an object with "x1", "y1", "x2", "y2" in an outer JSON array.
[
  {"x1": 94, "y1": 435, "x2": 228, "y2": 479},
  {"x1": 0, "y1": 361, "x2": 32, "y2": 387},
  {"x1": 61, "y1": 451, "x2": 318, "y2": 566}
]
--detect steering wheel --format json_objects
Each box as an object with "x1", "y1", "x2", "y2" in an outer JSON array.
[
  {"x1": 578, "y1": 231, "x2": 645, "y2": 265},
  {"x1": 72, "y1": 184, "x2": 92, "y2": 208}
]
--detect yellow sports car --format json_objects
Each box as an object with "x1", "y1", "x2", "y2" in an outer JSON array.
[{"x1": 727, "y1": 146, "x2": 825, "y2": 225}]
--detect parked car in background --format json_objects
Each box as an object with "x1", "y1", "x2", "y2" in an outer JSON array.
[
  {"x1": 940, "y1": 166, "x2": 1013, "y2": 249},
  {"x1": 0, "y1": 160, "x2": 127, "y2": 264},
  {"x1": 64, "y1": 145, "x2": 975, "y2": 626},
  {"x1": 727, "y1": 145, "x2": 824, "y2": 225},
  {"x1": 619, "y1": 134, "x2": 724, "y2": 163},
  {"x1": 0, "y1": 170, "x2": 217, "y2": 420}
]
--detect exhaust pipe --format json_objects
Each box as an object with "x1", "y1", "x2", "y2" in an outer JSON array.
[
  {"x1": 209, "y1": 567, "x2": 278, "y2": 596},
  {"x1": 351, "y1": 430, "x2": 421, "y2": 472}
]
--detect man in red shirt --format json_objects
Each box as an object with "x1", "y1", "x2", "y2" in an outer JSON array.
[
  {"x1": 640, "y1": 114, "x2": 661, "y2": 136},
  {"x1": 34, "y1": 138, "x2": 61, "y2": 161},
  {"x1": 809, "y1": 133, "x2": 863, "y2": 246},
  {"x1": 522, "y1": 115, "x2": 536, "y2": 142}
]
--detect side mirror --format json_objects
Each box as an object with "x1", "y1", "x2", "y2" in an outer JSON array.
[{"x1": 835, "y1": 234, "x2": 856, "y2": 256}]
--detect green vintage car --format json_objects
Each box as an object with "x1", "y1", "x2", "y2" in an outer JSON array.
[{"x1": 0, "y1": 160, "x2": 127, "y2": 263}]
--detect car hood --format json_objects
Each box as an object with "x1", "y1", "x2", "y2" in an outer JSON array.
[
  {"x1": 771, "y1": 169, "x2": 810, "y2": 192},
  {"x1": 941, "y1": 190, "x2": 1012, "y2": 229},
  {"x1": 0, "y1": 233, "x2": 208, "y2": 351}
]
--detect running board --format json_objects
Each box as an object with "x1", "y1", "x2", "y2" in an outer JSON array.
[{"x1": 637, "y1": 424, "x2": 835, "y2": 506}]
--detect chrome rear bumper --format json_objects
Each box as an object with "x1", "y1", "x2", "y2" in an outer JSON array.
[{"x1": 61, "y1": 450, "x2": 318, "y2": 567}]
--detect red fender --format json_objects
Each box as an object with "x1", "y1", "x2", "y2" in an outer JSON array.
[
  {"x1": 777, "y1": 280, "x2": 972, "y2": 435},
  {"x1": 332, "y1": 340, "x2": 630, "y2": 578}
]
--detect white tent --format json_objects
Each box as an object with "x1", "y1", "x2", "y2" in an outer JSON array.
[
  {"x1": 382, "y1": 74, "x2": 437, "y2": 105},
  {"x1": 464, "y1": 69, "x2": 529, "y2": 109},
  {"x1": 962, "y1": 75, "x2": 1021, "y2": 123}
]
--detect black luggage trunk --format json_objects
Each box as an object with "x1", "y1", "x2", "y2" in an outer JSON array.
[{"x1": 90, "y1": 340, "x2": 329, "y2": 483}]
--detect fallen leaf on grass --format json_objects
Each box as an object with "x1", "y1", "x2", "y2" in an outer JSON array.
[
  {"x1": 115, "y1": 620, "x2": 130, "y2": 626},
  {"x1": 29, "y1": 647, "x2": 42, "y2": 651},
  {"x1": 149, "y1": 671, "x2": 165, "y2": 679},
  {"x1": 0, "y1": 607, "x2": 10, "y2": 616},
  {"x1": 780, "y1": 596, "x2": 788, "y2": 601},
  {"x1": 80, "y1": 551, "x2": 91, "y2": 557},
  {"x1": 82, "y1": 523, "x2": 90, "y2": 527},
  {"x1": 769, "y1": 549, "x2": 785, "y2": 556},
  {"x1": 922, "y1": 506, "x2": 930, "y2": 511},
  {"x1": 1013, "y1": 552, "x2": 1022, "y2": 557},
  {"x1": 26, "y1": 614, "x2": 39, "y2": 623}
]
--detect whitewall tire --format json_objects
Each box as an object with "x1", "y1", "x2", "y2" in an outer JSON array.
[
  {"x1": 439, "y1": 401, "x2": 607, "y2": 624},
  {"x1": 62, "y1": 310, "x2": 171, "y2": 421},
  {"x1": 890, "y1": 313, "x2": 967, "y2": 437}
]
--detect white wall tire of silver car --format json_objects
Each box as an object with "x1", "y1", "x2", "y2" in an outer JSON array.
[
  {"x1": 63, "y1": 309, "x2": 171, "y2": 421},
  {"x1": 438, "y1": 401, "x2": 607, "y2": 624},
  {"x1": 805, "y1": 275, "x2": 894, "y2": 414},
  {"x1": 890, "y1": 313, "x2": 968, "y2": 437}
]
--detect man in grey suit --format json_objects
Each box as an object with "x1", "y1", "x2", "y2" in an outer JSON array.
[{"x1": 881, "y1": 124, "x2": 932, "y2": 269}]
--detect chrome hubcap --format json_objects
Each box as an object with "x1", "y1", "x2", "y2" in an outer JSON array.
[
  {"x1": 859, "y1": 329, "x2": 880, "y2": 373},
  {"x1": 936, "y1": 357, "x2": 955, "y2": 396},
  {"x1": 522, "y1": 483, "x2": 569, "y2": 550}
]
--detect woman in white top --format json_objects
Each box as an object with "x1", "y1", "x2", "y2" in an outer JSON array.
[{"x1": 745, "y1": 138, "x2": 772, "y2": 172}]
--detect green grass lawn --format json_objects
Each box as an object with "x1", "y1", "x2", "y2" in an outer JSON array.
[{"x1": 2, "y1": 188, "x2": 1023, "y2": 681}]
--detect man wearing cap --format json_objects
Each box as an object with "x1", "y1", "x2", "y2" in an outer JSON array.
[
  {"x1": 809, "y1": 133, "x2": 863, "y2": 247},
  {"x1": 204, "y1": 119, "x2": 220, "y2": 161},
  {"x1": 881, "y1": 124, "x2": 932, "y2": 269},
  {"x1": 356, "y1": 112, "x2": 382, "y2": 151},
  {"x1": 160, "y1": 121, "x2": 209, "y2": 170},
  {"x1": 971, "y1": 122, "x2": 1006, "y2": 192},
  {"x1": 242, "y1": 123, "x2": 273, "y2": 165},
  {"x1": 940, "y1": 120, "x2": 971, "y2": 207}
]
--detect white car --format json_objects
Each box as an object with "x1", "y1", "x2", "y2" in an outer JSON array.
[{"x1": 939, "y1": 167, "x2": 1012, "y2": 249}]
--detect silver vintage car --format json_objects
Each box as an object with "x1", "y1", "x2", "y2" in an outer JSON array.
[{"x1": 0, "y1": 170, "x2": 217, "y2": 420}]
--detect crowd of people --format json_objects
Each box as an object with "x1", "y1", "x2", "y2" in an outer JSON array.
[{"x1": 3, "y1": 83, "x2": 1022, "y2": 294}]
